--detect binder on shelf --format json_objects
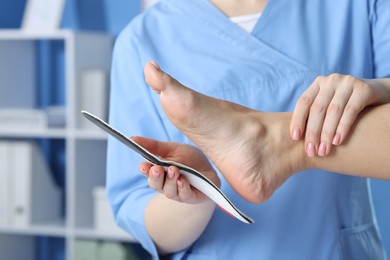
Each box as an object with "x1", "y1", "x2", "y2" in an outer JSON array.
[
  {"x1": 74, "y1": 240, "x2": 99, "y2": 260},
  {"x1": 9, "y1": 141, "x2": 61, "y2": 227},
  {"x1": 0, "y1": 142, "x2": 11, "y2": 226},
  {"x1": 0, "y1": 108, "x2": 47, "y2": 129},
  {"x1": 93, "y1": 186, "x2": 127, "y2": 236},
  {"x1": 75, "y1": 240, "x2": 139, "y2": 260},
  {"x1": 99, "y1": 241, "x2": 138, "y2": 260},
  {"x1": 79, "y1": 69, "x2": 108, "y2": 129}
]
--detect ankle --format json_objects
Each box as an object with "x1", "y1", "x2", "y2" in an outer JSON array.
[
  {"x1": 246, "y1": 111, "x2": 268, "y2": 140},
  {"x1": 266, "y1": 112, "x2": 308, "y2": 174}
]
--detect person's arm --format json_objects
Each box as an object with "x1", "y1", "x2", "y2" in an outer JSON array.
[
  {"x1": 290, "y1": 75, "x2": 390, "y2": 158},
  {"x1": 305, "y1": 103, "x2": 390, "y2": 179},
  {"x1": 145, "y1": 195, "x2": 215, "y2": 254},
  {"x1": 133, "y1": 137, "x2": 219, "y2": 255}
]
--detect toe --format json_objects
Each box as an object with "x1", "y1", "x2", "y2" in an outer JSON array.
[{"x1": 144, "y1": 61, "x2": 165, "y2": 93}]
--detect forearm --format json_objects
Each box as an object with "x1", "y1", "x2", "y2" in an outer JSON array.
[
  {"x1": 145, "y1": 194, "x2": 216, "y2": 255},
  {"x1": 306, "y1": 103, "x2": 390, "y2": 179}
]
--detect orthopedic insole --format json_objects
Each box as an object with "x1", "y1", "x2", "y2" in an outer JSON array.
[{"x1": 82, "y1": 111, "x2": 254, "y2": 224}]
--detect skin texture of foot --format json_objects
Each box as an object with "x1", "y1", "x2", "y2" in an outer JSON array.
[{"x1": 144, "y1": 61, "x2": 306, "y2": 203}]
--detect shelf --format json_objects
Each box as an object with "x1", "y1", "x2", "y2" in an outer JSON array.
[
  {"x1": 0, "y1": 219, "x2": 66, "y2": 237},
  {"x1": 73, "y1": 129, "x2": 107, "y2": 140},
  {"x1": 0, "y1": 29, "x2": 109, "y2": 40},
  {"x1": 74, "y1": 228, "x2": 137, "y2": 243},
  {"x1": 0, "y1": 28, "x2": 121, "y2": 260},
  {"x1": 0, "y1": 127, "x2": 110, "y2": 140},
  {"x1": 0, "y1": 128, "x2": 67, "y2": 139},
  {"x1": 0, "y1": 223, "x2": 137, "y2": 243}
]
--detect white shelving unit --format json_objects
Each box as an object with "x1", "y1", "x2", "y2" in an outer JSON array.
[{"x1": 0, "y1": 29, "x2": 137, "y2": 260}]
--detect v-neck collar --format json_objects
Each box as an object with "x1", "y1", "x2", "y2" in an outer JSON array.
[
  {"x1": 169, "y1": 0, "x2": 275, "y2": 52},
  {"x1": 167, "y1": 0, "x2": 311, "y2": 72},
  {"x1": 250, "y1": 0, "x2": 275, "y2": 36}
]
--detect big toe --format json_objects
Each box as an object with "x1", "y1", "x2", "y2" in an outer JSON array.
[
  {"x1": 144, "y1": 61, "x2": 165, "y2": 93},
  {"x1": 144, "y1": 61, "x2": 192, "y2": 96}
]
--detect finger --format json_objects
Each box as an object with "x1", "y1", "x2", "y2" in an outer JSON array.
[
  {"x1": 177, "y1": 176, "x2": 196, "y2": 203},
  {"x1": 333, "y1": 92, "x2": 366, "y2": 145},
  {"x1": 162, "y1": 166, "x2": 180, "y2": 200},
  {"x1": 304, "y1": 88, "x2": 335, "y2": 157},
  {"x1": 147, "y1": 165, "x2": 165, "y2": 192},
  {"x1": 131, "y1": 136, "x2": 178, "y2": 159},
  {"x1": 318, "y1": 89, "x2": 352, "y2": 156},
  {"x1": 290, "y1": 80, "x2": 320, "y2": 140},
  {"x1": 139, "y1": 162, "x2": 152, "y2": 177}
]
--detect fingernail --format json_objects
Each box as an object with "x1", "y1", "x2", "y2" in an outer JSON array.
[
  {"x1": 177, "y1": 179, "x2": 184, "y2": 188},
  {"x1": 168, "y1": 167, "x2": 175, "y2": 179},
  {"x1": 152, "y1": 168, "x2": 160, "y2": 177},
  {"x1": 306, "y1": 143, "x2": 316, "y2": 157},
  {"x1": 332, "y1": 133, "x2": 341, "y2": 145},
  {"x1": 292, "y1": 127, "x2": 301, "y2": 141},
  {"x1": 318, "y1": 142, "x2": 327, "y2": 156},
  {"x1": 150, "y1": 60, "x2": 160, "y2": 70}
]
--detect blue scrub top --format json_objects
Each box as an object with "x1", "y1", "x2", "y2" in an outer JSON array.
[{"x1": 107, "y1": 0, "x2": 389, "y2": 259}]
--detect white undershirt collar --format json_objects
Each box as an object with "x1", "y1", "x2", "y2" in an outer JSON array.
[{"x1": 229, "y1": 12, "x2": 262, "y2": 33}]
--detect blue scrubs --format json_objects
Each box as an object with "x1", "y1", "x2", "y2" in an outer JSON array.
[{"x1": 107, "y1": 0, "x2": 389, "y2": 259}]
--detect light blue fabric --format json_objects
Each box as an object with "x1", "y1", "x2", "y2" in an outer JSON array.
[{"x1": 107, "y1": 0, "x2": 389, "y2": 259}]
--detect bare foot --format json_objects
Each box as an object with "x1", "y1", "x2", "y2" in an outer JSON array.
[{"x1": 144, "y1": 61, "x2": 305, "y2": 203}]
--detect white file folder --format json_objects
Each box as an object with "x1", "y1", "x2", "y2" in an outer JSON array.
[
  {"x1": 0, "y1": 142, "x2": 11, "y2": 226},
  {"x1": 10, "y1": 141, "x2": 61, "y2": 227}
]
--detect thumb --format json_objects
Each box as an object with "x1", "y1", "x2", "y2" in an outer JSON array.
[{"x1": 130, "y1": 136, "x2": 177, "y2": 158}]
